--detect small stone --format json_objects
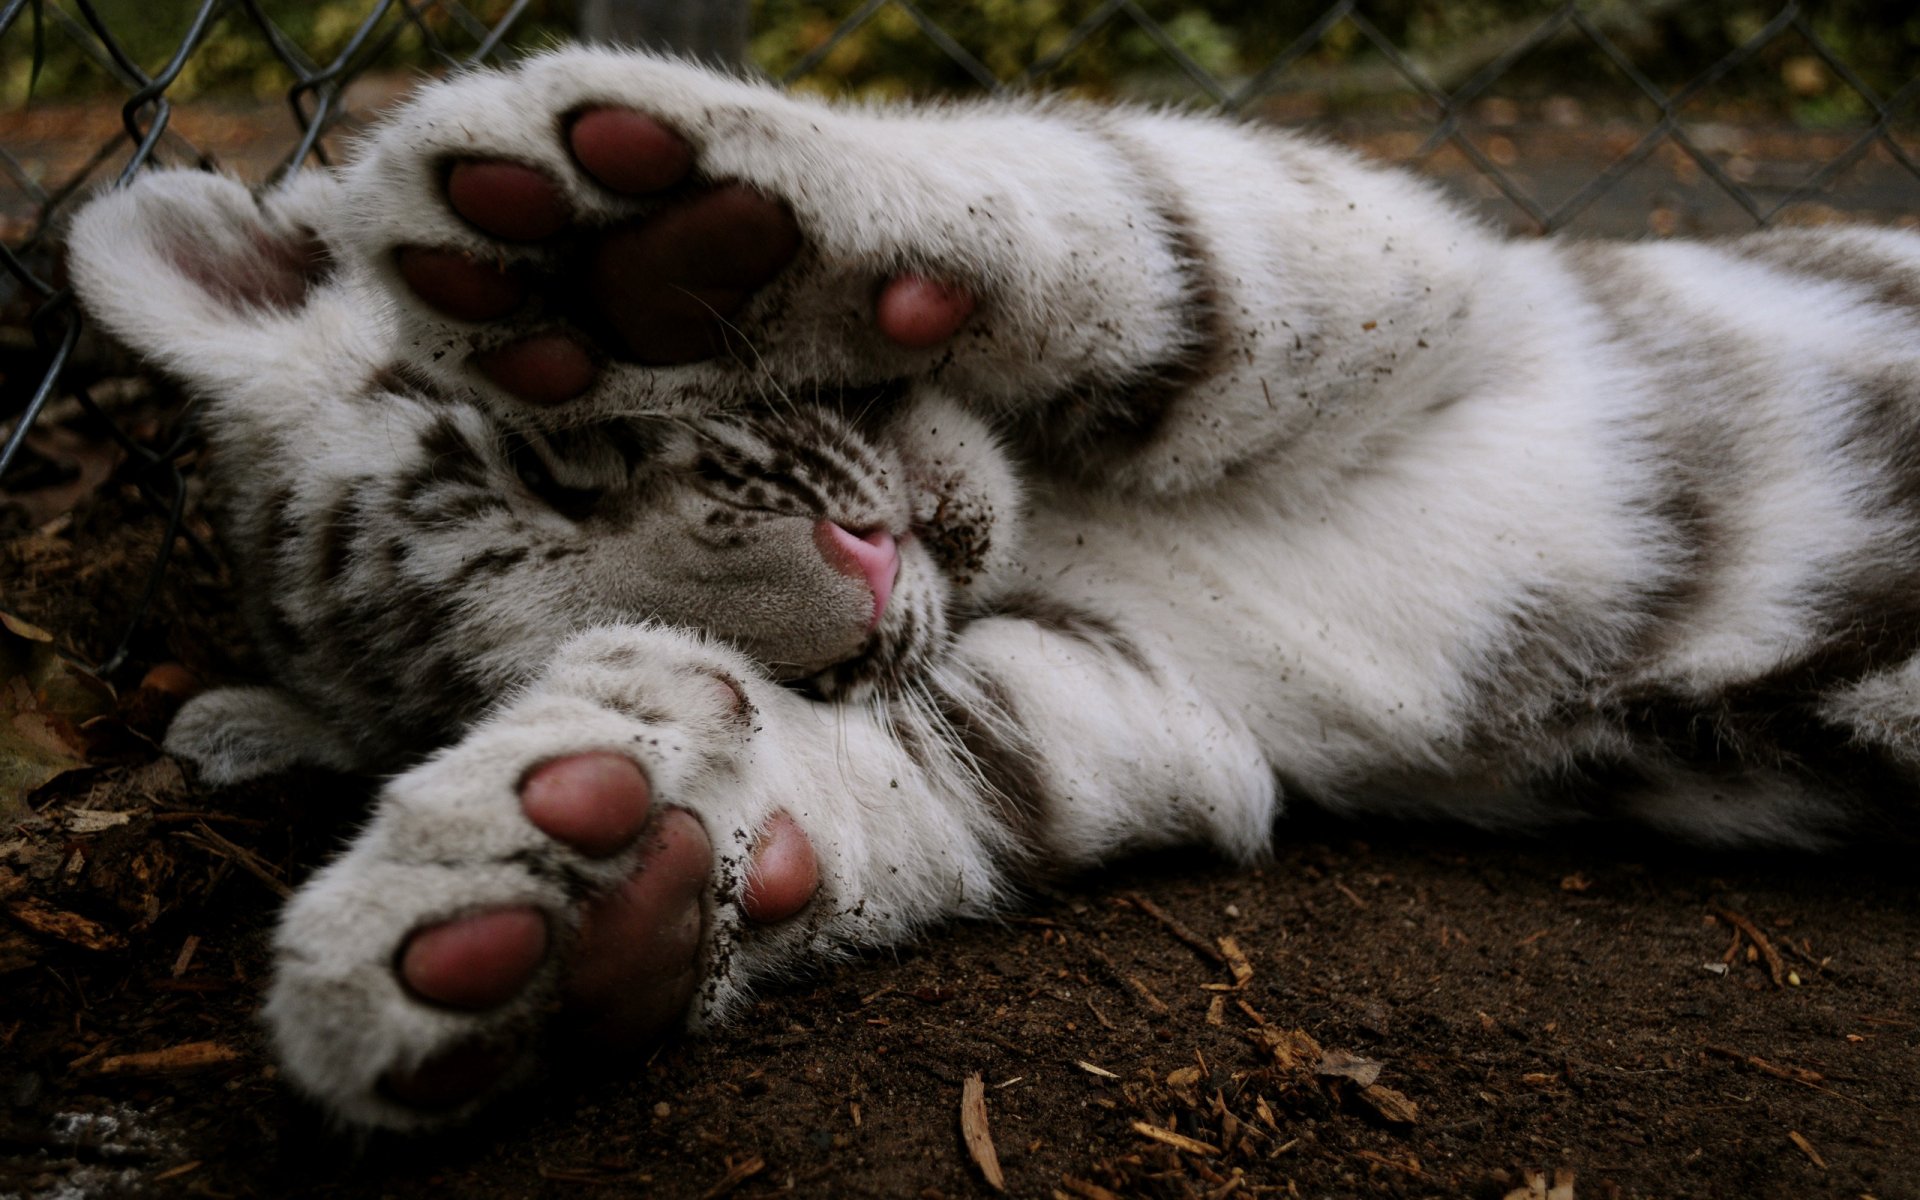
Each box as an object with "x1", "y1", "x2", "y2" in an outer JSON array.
[
  {"x1": 652, "y1": 1101, "x2": 671, "y2": 1119},
  {"x1": 1224, "y1": 904, "x2": 1241, "y2": 919}
]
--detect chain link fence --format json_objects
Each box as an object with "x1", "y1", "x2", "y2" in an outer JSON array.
[{"x1": 1, "y1": 0, "x2": 1916, "y2": 677}]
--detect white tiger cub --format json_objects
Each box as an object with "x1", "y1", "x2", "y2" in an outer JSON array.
[{"x1": 65, "y1": 47, "x2": 1920, "y2": 1131}]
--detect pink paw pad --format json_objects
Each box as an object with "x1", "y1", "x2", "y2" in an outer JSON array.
[
  {"x1": 399, "y1": 908, "x2": 550, "y2": 1011},
  {"x1": 568, "y1": 108, "x2": 694, "y2": 195}
]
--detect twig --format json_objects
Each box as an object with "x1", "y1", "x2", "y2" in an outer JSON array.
[
  {"x1": 696, "y1": 1156, "x2": 764, "y2": 1200},
  {"x1": 1124, "y1": 893, "x2": 1225, "y2": 965},
  {"x1": 82, "y1": 1040, "x2": 240, "y2": 1076},
  {"x1": 1130, "y1": 1120, "x2": 1220, "y2": 1157},
  {"x1": 1710, "y1": 905, "x2": 1785, "y2": 987},
  {"x1": 1060, "y1": 1177, "x2": 1125, "y2": 1200},
  {"x1": 1702, "y1": 1045, "x2": 1863, "y2": 1105},
  {"x1": 1085, "y1": 945, "x2": 1171, "y2": 1015},
  {"x1": 177, "y1": 822, "x2": 291, "y2": 899},
  {"x1": 1787, "y1": 1130, "x2": 1827, "y2": 1169}
]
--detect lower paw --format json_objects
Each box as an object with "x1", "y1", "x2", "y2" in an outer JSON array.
[{"x1": 264, "y1": 640, "x2": 821, "y2": 1129}]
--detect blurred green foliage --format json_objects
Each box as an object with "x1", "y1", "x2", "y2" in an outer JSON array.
[
  {"x1": 1, "y1": 1, "x2": 1915, "y2": 127},
  {"x1": 0, "y1": 0, "x2": 571, "y2": 107},
  {"x1": 750, "y1": 1, "x2": 1920, "y2": 124}
]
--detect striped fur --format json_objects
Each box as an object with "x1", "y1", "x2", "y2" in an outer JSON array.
[{"x1": 65, "y1": 48, "x2": 1920, "y2": 1130}]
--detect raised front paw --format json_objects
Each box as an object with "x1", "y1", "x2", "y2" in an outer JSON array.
[
  {"x1": 263, "y1": 629, "x2": 821, "y2": 1129},
  {"x1": 340, "y1": 48, "x2": 993, "y2": 418}
]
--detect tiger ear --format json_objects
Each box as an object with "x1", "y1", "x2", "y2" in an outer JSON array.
[{"x1": 65, "y1": 168, "x2": 346, "y2": 393}]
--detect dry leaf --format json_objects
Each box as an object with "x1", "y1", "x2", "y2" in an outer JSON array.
[
  {"x1": 1315, "y1": 1048, "x2": 1384, "y2": 1086},
  {"x1": 0, "y1": 612, "x2": 113, "y2": 821}
]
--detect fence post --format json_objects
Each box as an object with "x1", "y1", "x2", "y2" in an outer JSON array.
[{"x1": 576, "y1": 0, "x2": 751, "y2": 63}]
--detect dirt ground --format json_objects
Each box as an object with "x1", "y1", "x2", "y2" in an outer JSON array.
[
  {"x1": 4, "y1": 754, "x2": 1919, "y2": 1199},
  {"x1": 2, "y1": 97, "x2": 1919, "y2": 1200}
]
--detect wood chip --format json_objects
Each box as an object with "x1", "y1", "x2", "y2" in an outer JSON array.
[
  {"x1": 1787, "y1": 1129, "x2": 1827, "y2": 1168},
  {"x1": 1710, "y1": 904, "x2": 1786, "y2": 987},
  {"x1": 1124, "y1": 974, "x2": 1170, "y2": 1015},
  {"x1": 960, "y1": 1073, "x2": 1006, "y2": 1191},
  {"x1": 1502, "y1": 1167, "x2": 1572, "y2": 1199},
  {"x1": 4, "y1": 896, "x2": 125, "y2": 952},
  {"x1": 1059, "y1": 1177, "x2": 1124, "y2": 1200},
  {"x1": 64, "y1": 808, "x2": 133, "y2": 834},
  {"x1": 1216, "y1": 936, "x2": 1254, "y2": 987},
  {"x1": 696, "y1": 1156, "x2": 764, "y2": 1200},
  {"x1": 1075, "y1": 1060, "x2": 1118, "y2": 1079},
  {"x1": 1353, "y1": 1148, "x2": 1421, "y2": 1176},
  {"x1": 1205, "y1": 994, "x2": 1226, "y2": 1026},
  {"x1": 1355, "y1": 1083, "x2": 1420, "y2": 1125},
  {"x1": 85, "y1": 1040, "x2": 241, "y2": 1076},
  {"x1": 1126, "y1": 893, "x2": 1225, "y2": 965},
  {"x1": 149, "y1": 1161, "x2": 202, "y2": 1183},
  {"x1": 1252, "y1": 1027, "x2": 1323, "y2": 1071},
  {"x1": 1129, "y1": 1120, "x2": 1220, "y2": 1157},
  {"x1": 171, "y1": 934, "x2": 200, "y2": 978}
]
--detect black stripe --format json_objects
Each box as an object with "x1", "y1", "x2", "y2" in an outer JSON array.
[
  {"x1": 368, "y1": 361, "x2": 459, "y2": 406},
  {"x1": 934, "y1": 674, "x2": 1048, "y2": 847},
  {"x1": 985, "y1": 591, "x2": 1152, "y2": 676},
  {"x1": 1722, "y1": 233, "x2": 1920, "y2": 316},
  {"x1": 1025, "y1": 123, "x2": 1227, "y2": 459},
  {"x1": 447, "y1": 544, "x2": 530, "y2": 590},
  {"x1": 1841, "y1": 369, "x2": 1920, "y2": 524}
]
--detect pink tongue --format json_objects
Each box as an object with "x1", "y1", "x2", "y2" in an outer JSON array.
[{"x1": 817, "y1": 521, "x2": 899, "y2": 630}]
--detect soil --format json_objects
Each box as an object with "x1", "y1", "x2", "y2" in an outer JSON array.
[{"x1": 3, "y1": 97, "x2": 1918, "y2": 1200}]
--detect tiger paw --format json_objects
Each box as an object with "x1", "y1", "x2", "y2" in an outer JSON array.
[
  {"x1": 335, "y1": 46, "x2": 1169, "y2": 424},
  {"x1": 262, "y1": 628, "x2": 820, "y2": 1129}
]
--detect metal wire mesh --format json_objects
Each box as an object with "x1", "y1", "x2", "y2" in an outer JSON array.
[
  {"x1": 769, "y1": 1, "x2": 1918, "y2": 233},
  {"x1": 2, "y1": 0, "x2": 1916, "y2": 676},
  {"x1": 0, "y1": 0, "x2": 544, "y2": 673}
]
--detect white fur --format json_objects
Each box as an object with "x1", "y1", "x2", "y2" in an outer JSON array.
[{"x1": 62, "y1": 48, "x2": 1920, "y2": 1129}]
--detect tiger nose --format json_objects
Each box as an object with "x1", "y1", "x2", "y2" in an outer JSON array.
[{"x1": 814, "y1": 520, "x2": 898, "y2": 630}]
